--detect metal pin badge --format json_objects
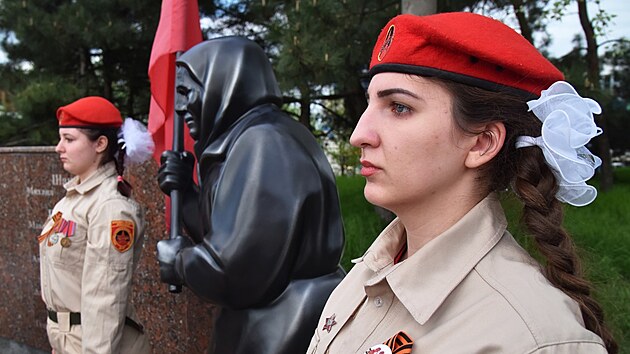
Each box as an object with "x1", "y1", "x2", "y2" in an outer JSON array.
[
  {"x1": 365, "y1": 344, "x2": 392, "y2": 354},
  {"x1": 60, "y1": 237, "x2": 71, "y2": 248},
  {"x1": 48, "y1": 233, "x2": 60, "y2": 246},
  {"x1": 322, "y1": 314, "x2": 337, "y2": 333}
]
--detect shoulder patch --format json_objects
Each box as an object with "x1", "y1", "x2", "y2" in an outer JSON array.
[{"x1": 111, "y1": 220, "x2": 135, "y2": 253}]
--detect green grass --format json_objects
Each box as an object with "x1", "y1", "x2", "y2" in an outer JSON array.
[
  {"x1": 337, "y1": 168, "x2": 630, "y2": 352},
  {"x1": 335, "y1": 176, "x2": 388, "y2": 269}
]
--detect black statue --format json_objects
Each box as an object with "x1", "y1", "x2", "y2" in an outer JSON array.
[{"x1": 157, "y1": 36, "x2": 345, "y2": 354}]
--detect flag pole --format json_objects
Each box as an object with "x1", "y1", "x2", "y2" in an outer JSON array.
[{"x1": 169, "y1": 51, "x2": 184, "y2": 294}]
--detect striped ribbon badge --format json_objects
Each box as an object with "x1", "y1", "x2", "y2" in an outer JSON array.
[{"x1": 383, "y1": 331, "x2": 413, "y2": 354}]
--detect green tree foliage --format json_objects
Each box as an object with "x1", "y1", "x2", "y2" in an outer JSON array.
[
  {"x1": 208, "y1": 0, "x2": 400, "y2": 137},
  {"x1": 1, "y1": 76, "x2": 81, "y2": 146},
  {"x1": 603, "y1": 40, "x2": 630, "y2": 100},
  {"x1": 0, "y1": 0, "x2": 161, "y2": 145},
  {"x1": 455, "y1": 0, "x2": 550, "y2": 45},
  {"x1": 602, "y1": 40, "x2": 630, "y2": 153},
  {"x1": 326, "y1": 138, "x2": 361, "y2": 176}
]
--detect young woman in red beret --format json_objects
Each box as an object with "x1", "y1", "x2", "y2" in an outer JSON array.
[
  {"x1": 307, "y1": 12, "x2": 617, "y2": 354},
  {"x1": 38, "y1": 96, "x2": 153, "y2": 353}
]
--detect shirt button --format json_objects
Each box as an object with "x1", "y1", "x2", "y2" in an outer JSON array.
[{"x1": 374, "y1": 296, "x2": 383, "y2": 307}]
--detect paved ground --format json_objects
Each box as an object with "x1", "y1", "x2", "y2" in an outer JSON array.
[{"x1": 0, "y1": 338, "x2": 47, "y2": 354}]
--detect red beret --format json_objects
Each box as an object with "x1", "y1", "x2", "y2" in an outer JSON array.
[
  {"x1": 369, "y1": 12, "x2": 564, "y2": 97},
  {"x1": 56, "y1": 96, "x2": 122, "y2": 128}
]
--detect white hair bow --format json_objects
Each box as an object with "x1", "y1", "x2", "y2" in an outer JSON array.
[
  {"x1": 118, "y1": 118, "x2": 155, "y2": 166},
  {"x1": 516, "y1": 81, "x2": 602, "y2": 207}
]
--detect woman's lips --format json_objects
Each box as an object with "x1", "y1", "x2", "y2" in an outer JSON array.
[{"x1": 360, "y1": 160, "x2": 380, "y2": 177}]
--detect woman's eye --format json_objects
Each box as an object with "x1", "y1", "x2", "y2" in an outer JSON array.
[{"x1": 391, "y1": 103, "x2": 410, "y2": 115}]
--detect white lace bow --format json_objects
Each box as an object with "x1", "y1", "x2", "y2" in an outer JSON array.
[
  {"x1": 117, "y1": 118, "x2": 155, "y2": 166},
  {"x1": 516, "y1": 81, "x2": 602, "y2": 207}
]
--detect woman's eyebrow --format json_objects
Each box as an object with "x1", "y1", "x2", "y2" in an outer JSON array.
[{"x1": 377, "y1": 88, "x2": 420, "y2": 99}]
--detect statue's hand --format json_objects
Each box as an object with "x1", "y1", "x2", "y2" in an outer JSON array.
[
  {"x1": 157, "y1": 150, "x2": 195, "y2": 195},
  {"x1": 157, "y1": 235, "x2": 193, "y2": 286}
]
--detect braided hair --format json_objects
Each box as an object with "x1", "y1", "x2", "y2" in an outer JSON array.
[
  {"x1": 430, "y1": 77, "x2": 618, "y2": 354},
  {"x1": 80, "y1": 127, "x2": 132, "y2": 198}
]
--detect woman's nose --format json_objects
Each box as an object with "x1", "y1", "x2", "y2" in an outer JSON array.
[
  {"x1": 350, "y1": 108, "x2": 379, "y2": 148},
  {"x1": 55, "y1": 140, "x2": 63, "y2": 153}
]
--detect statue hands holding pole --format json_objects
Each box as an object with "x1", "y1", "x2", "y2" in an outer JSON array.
[
  {"x1": 157, "y1": 150, "x2": 195, "y2": 196},
  {"x1": 156, "y1": 234, "x2": 193, "y2": 287},
  {"x1": 157, "y1": 150, "x2": 196, "y2": 286}
]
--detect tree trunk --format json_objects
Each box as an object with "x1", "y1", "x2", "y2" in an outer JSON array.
[
  {"x1": 79, "y1": 49, "x2": 90, "y2": 96},
  {"x1": 102, "y1": 49, "x2": 113, "y2": 101},
  {"x1": 298, "y1": 85, "x2": 313, "y2": 131},
  {"x1": 511, "y1": 0, "x2": 534, "y2": 44},
  {"x1": 577, "y1": 0, "x2": 613, "y2": 190},
  {"x1": 344, "y1": 80, "x2": 368, "y2": 128}
]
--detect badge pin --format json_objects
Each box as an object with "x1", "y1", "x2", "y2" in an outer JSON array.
[
  {"x1": 322, "y1": 314, "x2": 337, "y2": 333},
  {"x1": 365, "y1": 344, "x2": 392, "y2": 354},
  {"x1": 383, "y1": 331, "x2": 413, "y2": 354},
  {"x1": 48, "y1": 233, "x2": 60, "y2": 246},
  {"x1": 60, "y1": 237, "x2": 71, "y2": 248},
  {"x1": 377, "y1": 24, "x2": 395, "y2": 62}
]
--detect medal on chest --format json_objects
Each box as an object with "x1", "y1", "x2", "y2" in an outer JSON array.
[
  {"x1": 47, "y1": 233, "x2": 60, "y2": 246},
  {"x1": 43, "y1": 212, "x2": 76, "y2": 248},
  {"x1": 60, "y1": 237, "x2": 72, "y2": 248}
]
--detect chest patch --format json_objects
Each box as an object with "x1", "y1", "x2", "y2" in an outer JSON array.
[{"x1": 111, "y1": 220, "x2": 135, "y2": 253}]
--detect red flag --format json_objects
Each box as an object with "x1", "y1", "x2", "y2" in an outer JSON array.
[
  {"x1": 148, "y1": 0, "x2": 202, "y2": 227},
  {"x1": 148, "y1": 0, "x2": 202, "y2": 163}
]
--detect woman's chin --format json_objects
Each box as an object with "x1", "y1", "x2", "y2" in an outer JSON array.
[
  {"x1": 363, "y1": 186, "x2": 388, "y2": 208},
  {"x1": 61, "y1": 163, "x2": 76, "y2": 176}
]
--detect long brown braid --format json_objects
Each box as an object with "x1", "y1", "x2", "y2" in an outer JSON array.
[
  {"x1": 81, "y1": 127, "x2": 132, "y2": 198},
  {"x1": 430, "y1": 77, "x2": 618, "y2": 353}
]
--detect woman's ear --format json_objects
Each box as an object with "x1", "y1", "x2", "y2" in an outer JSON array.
[
  {"x1": 465, "y1": 121, "x2": 506, "y2": 168},
  {"x1": 95, "y1": 135, "x2": 109, "y2": 154}
]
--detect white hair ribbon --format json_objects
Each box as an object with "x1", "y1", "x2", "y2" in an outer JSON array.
[{"x1": 516, "y1": 81, "x2": 602, "y2": 207}]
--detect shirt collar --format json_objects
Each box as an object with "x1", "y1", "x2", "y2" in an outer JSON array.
[
  {"x1": 358, "y1": 193, "x2": 508, "y2": 325},
  {"x1": 64, "y1": 162, "x2": 117, "y2": 195},
  {"x1": 352, "y1": 219, "x2": 406, "y2": 272}
]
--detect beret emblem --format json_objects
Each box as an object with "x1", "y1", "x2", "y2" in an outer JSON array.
[{"x1": 377, "y1": 24, "x2": 395, "y2": 62}]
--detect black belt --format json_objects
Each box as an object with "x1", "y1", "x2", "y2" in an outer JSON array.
[{"x1": 47, "y1": 310, "x2": 144, "y2": 334}]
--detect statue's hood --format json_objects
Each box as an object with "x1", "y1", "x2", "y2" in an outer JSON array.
[{"x1": 176, "y1": 36, "x2": 282, "y2": 156}]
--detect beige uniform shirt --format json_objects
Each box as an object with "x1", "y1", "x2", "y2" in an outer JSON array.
[
  {"x1": 39, "y1": 162, "x2": 149, "y2": 354},
  {"x1": 307, "y1": 194, "x2": 606, "y2": 354}
]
